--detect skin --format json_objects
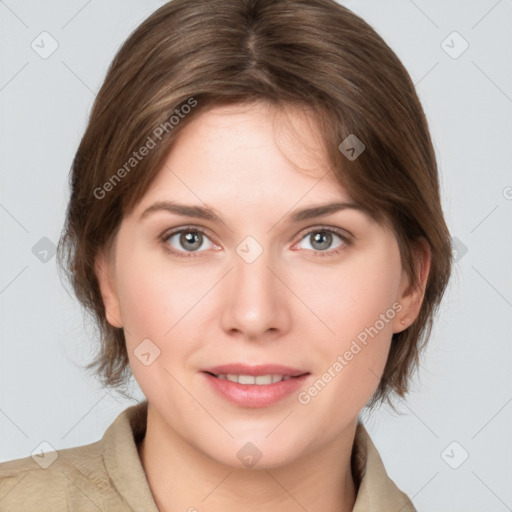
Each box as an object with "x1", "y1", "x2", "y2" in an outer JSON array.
[{"x1": 95, "y1": 102, "x2": 430, "y2": 512}]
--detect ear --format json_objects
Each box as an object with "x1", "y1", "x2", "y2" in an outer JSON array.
[
  {"x1": 94, "y1": 248, "x2": 123, "y2": 329},
  {"x1": 393, "y1": 238, "x2": 431, "y2": 333}
]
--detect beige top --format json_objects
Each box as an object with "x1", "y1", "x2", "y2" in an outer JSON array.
[{"x1": 0, "y1": 400, "x2": 416, "y2": 511}]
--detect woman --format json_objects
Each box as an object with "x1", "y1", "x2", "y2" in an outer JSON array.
[{"x1": 0, "y1": 0, "x2": 452, "y2": 510}]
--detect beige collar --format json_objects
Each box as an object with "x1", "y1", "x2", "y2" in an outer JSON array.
[{"x1": 103, "y1": 400, "x2": 416, "y2": 511}]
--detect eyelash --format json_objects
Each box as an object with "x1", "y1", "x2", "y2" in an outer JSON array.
[{"x1": 160, "y1": 225, "x2": 353, "y2": 260}]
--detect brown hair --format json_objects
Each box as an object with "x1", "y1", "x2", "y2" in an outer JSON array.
[{"x1": 57, "y1": 0, "x2": 453, "y2": 411}]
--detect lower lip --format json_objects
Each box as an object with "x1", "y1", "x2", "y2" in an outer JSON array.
[{"x1": 202, "y1": 372, "x2": 309, "y2": 408}]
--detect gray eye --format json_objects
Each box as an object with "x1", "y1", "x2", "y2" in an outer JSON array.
[
  {"x1": 166, "y1": 230, "x2": 214, "y2": 253},
  {"x1": 298, "y1": 230, "x2": 344, "y2": 252}
]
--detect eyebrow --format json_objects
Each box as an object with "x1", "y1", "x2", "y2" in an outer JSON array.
[{"x1": 139, "y1": 200, "x2": 370, "y2": 224}]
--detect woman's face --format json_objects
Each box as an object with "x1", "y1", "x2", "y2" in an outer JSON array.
[{"x1": 96, "y1": 102, "x2": 424, "y2": 468}]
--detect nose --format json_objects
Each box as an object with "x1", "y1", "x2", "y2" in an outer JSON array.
[{"x1": 220, "y1": 243, "x2": 291, "y2": 342}]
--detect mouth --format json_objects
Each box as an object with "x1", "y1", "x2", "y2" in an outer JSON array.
[
  {"x1": 200, "y1": 364, "x2": 311, "y2": 408},
  {"x1": 201, "y1": 363, "x2": 309, "y2": 383}
]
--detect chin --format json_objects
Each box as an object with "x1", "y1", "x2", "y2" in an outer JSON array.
[{"x1": 197, "y1": 433, "x2": 307, "y2": 470}]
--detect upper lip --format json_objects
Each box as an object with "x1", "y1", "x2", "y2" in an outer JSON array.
[{"x1": 202, "y1": 364, "x2": 309, "y2": 377}]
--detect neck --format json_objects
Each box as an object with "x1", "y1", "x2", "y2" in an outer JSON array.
[{"x1": 138, "y1": 405, "x2": 357, "y2": 512}]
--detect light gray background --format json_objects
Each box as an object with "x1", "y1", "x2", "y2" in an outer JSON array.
[{"x1": 1, "y1": 1, "x2": 511, "y2": 510}]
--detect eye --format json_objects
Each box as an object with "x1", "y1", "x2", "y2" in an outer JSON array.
[
  {"x1": 161, "y1": 227, "x2": 216, "y2": 258},
  {"x1": 294, "y1": 227, "x2": 352, "y2": 257},
  {"x1": 160, "y1": 225, "x2": 352, "y2": 259}
]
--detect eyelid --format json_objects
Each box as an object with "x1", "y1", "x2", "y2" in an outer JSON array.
[
  {"x1": 161, "y1": 224, "x2": 217, "y2": 242},
  {"x1": 297, "y1": 224, "x2": 353, "y2": 240}
]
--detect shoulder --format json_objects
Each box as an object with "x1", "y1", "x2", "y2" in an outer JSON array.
[
  {"x1": 0, "y1": 440, "x2": 115, "y2": 511},
  {"x1": 0, "y1": 401, "x2": 151, "y2": 512}
]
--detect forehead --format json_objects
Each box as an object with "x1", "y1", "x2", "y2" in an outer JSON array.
[{"x1": 133, "y1": 102, "x2": 353, "y2": 213}]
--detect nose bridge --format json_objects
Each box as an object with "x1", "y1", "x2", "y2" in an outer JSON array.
[
  {"x1": 222, "y1": 235, "x2": 286, "y2": 337},
  {"x1": 234, "y1": 236, "x2": 277, "y2": 306}
]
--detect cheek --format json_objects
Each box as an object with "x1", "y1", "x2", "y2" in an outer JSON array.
[
  {"x1": 294, "y1": 242, "x2": 402, "y2": 400},
  {"x1": 301, "y1": 245, "x2": 401, "y2": 338},
  {"x1": 116, "y1": 266, "x2": 171, "y2": 342},
  {"x1": 297, "y1": 278, "x2": 398, "y2": 422},
  {"x1": 114, "y1": 245, "x2": 214, "y2": 375},
  {"x1": 114, "y1": 242, "x2": 196, "y2": 340},
  {"x1": 114, "y1": 249, "x2": 200, "y2": 396}
]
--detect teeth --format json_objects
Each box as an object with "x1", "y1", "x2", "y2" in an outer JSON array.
[
  {"x1": 216, "y1": 374, "x2": 292, "y2": 385},
  {"x1": 239, "y1": 374, "x2": 256, "y2": 385}
]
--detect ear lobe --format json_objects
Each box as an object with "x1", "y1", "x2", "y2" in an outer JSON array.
[
  {"x1": 94, "y1": 249, "x2": 123, "y2": 329},
  {"x1": 393, "y1": 238, "x2": 431, "y2": 333}
]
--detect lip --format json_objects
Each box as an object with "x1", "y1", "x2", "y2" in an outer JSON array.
[{"x1": 200, "y1": 364, "x2": 310, "y2": 408}]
